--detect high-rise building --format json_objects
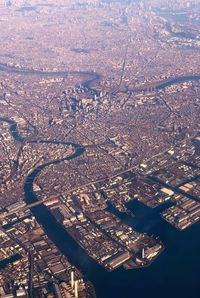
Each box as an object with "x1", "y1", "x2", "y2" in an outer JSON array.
[
  {"x1": 70, "y1": 271, "x2": 74, "y2": 289},
  {"x1": 74, "y1": 280, "x2": 79, "y2": 298}
]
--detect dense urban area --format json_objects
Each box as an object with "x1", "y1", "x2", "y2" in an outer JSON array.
[{"x1": 0, "y1": 0, "x2": 200, "y2": 297}]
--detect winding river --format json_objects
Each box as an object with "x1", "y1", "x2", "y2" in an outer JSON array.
[
  {"x1": 1, "y1": 62, "x2": 200, "y2": 91},
  {"x1": 0, "y1": 63, "x2": 101, "y2": 91},
  {"x1": 1, "y1": 64, "x2": 200, "y2": 298}
]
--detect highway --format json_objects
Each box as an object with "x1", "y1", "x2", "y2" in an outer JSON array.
[
  {"x1": 1, "y1": 131, "x2": 197, "y2": 219},
  {"x1": 0, "y1": 64, "x2": 199, "y2": 219}
]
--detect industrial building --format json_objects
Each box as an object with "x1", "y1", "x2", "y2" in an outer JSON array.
[{"x1": 103, "y1": 251, "x2": 131, "y2": 270}]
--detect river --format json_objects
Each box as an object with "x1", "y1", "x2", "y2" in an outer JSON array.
[{"x1": 0, "y1": 65, "x2": 200, "y2": 297}]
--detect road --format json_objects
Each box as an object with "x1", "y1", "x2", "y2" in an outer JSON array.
[
  {"x1": 1, "y1": 132, "x2": 197, "y2": 219},
  {"x1": 0, "y1": 224, "x2": 34, "y2": 297}
]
